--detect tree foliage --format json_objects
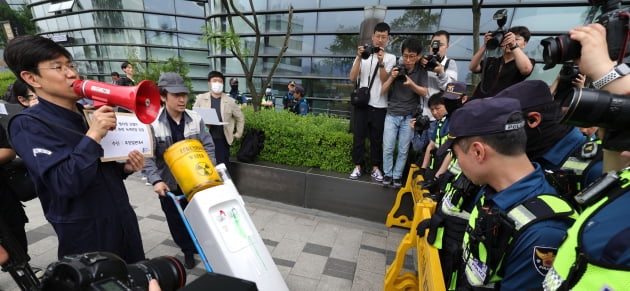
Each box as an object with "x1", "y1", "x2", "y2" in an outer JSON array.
[
  {"x1": 203, "y1": 0, "x2": 293, "y2": 112},
  {"x1": 131, "y1": 56, "x2": 195, "y2": 108},
  {"x1": 0, "y1": 4, "x2": 36, "y2": 47}
]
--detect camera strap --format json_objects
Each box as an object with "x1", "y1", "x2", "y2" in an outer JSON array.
[{"x1": 367, "y1": 60, "x2": 379, "y2": 90}]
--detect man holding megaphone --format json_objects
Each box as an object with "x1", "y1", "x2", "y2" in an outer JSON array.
[{"x1": 3, "y1": 35, "x2": 146, "y2": 264}]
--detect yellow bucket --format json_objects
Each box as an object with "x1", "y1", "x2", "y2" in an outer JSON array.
[{"x1": 164, "y1": 139, "x2": 222, "y2": 201}]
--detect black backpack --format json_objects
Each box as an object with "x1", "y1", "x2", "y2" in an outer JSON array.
[{"x1": 237, "y1": 129, "x2": 265, "y2": 163}]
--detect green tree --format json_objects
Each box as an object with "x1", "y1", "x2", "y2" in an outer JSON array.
[
  {"x1": 203, "y1": 0, "x2": 293, "y2": 112},
  {"x1": 131, "y1": 56, "x2": 195, "y2": 108},
  {"x1": 0, "y1": 4, "x2": 36, "y2": 47}
]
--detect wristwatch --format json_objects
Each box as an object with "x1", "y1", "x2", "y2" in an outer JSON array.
[
  {"x1": 592, "y1": 63, "x2": 630, "y2": 89},
  {"x1": 509, "y1": 43, "x2": 519, "y2": 50},
  {"x1": 377, "y1": 63, "x2": 385, "y2": 68}
]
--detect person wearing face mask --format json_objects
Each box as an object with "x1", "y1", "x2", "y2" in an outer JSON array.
[
  {"x1": 194, "y1": 71, "x2": 244, "y2": 166},
  {"x1": 228, "y1": 77, "x2": 247, "y2": 105}
]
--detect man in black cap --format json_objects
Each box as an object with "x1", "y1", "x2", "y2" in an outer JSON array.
[
  {"x1": 142, "y1": 72, "x2": 216, "y2": 269},
  {"x1": 445, "y1": 97, "x2": 576, "y2": 290},
  {"x1": 494, "y1": 80, "x2": 593, "y2": 194}
]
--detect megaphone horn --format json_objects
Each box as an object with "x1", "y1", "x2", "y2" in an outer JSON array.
[{"x1": 72, "y1": 79, "x2": 161, "y2": 124}]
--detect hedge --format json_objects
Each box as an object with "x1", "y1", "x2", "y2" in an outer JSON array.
[{"x1": 229, "y1": 107, "x2": 355, "y2": 173}]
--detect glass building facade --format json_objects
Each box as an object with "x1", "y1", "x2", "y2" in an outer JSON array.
[{"x1": 12, "y1": 1, "x2": 627, "y2": 112}]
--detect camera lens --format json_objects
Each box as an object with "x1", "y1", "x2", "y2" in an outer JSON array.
[
  {"x1": 127, "y1": 256, "x2": 187, "y2": 291},
  {"x1": 540, "y1": 35, "x2": 582, "y2": 70},
  {"x1": 486, "y1": 31, "x2": 504, "y2": 50},
  {"x1": 562, "y1": 88, "x2": 630, "y2": 130},
  {"x1": 361, "y1": 44, "x2": 374, "y2": 59}
]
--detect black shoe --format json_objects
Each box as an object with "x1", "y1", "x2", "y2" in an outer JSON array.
[
  {"x1": 393, "y1": 179, "x2": 403, "y2": 188},
  {"x1": 382, "y1": 176, "x2": 393, "y2": 186},
  {"x1": 184, "y1": 253, "x2": 196, "y2": 269}
]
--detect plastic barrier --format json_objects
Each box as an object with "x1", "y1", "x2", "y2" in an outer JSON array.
[
  {"x1": 384, "y1": 198, "x2": 445, "y2": 291},
  {"x1": 386, "y1": 164, "x2": 430, "y2": 228}
]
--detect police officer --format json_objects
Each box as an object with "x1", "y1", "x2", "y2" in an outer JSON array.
[{"x1": 444, "y1": 97, "x2": 576, "y2": 290}]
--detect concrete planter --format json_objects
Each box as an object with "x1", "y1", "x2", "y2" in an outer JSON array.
[{"x1": 229, "y1": 161, "x2": 412, "y2": 223}]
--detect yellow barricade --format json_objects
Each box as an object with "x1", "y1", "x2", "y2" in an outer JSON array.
[
  {"x1": 386, "y1": 164, "x2": 430, "y2": 228},
  {"x1": 384, "y1": 198, "x2": 445, "y2": 291}
]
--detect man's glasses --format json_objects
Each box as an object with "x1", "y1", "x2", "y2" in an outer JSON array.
[{"x1": 38, "y1": 62, "x2": 78, "y2": 74}]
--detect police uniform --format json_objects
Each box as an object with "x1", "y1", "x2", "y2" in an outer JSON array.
[
  {"x1": 461, "y1": 164, "x2": 575, "y2": 290},
  {"x1": 8, "y1": 98, "x2": 145, "y2": 263},
  {"x1": 431, "y1": 97, "x2": 577, "y2": 290},
  {"x1": 544, "y1": 169, "x2": 630, "y2": 290}
]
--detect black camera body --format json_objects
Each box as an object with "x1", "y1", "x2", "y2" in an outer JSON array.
[
  {"x1": 486, "y1": 9, "x2": 508, "y2": 50},
  {"x1": 412, "y1": 108, "x2": 431, "y2": 133},
  {"x1": 40, "y1": 252, "x2": 186, "y2": 291},
  {"x1": 425, "y1": 40, "x2": 443, "y2": 71},
  {"x1": 361, "y1": 44, "x2": 382, "y2": 59},
  {"x1": 540, "y1": 0, "x2": 630, "y2": 69},
  {"x1": 394, "y1": 64, "x2": 407, "y2": 80}
]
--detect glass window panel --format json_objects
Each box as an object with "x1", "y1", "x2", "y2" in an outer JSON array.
[
  {"x1": 122, "y1": 0, "x2": 144, "y2": 10},
  {"x1": 176, "y1": 1, "x2": 206, "y2": 17},
  {"x1": 72, "y1": 30, "x2": 97, "y2": 44},
  {"x1": 177, "y1": 17, "x2": 205, "y2": 33},
  {"x1": 76, "y1": 0, "x2": 93, "y2": 9},
  {"x1": 178, "y1": 34, "x2": 206, "y2": 49},
  {"x1": 439, "y1": 8, "x2": 514, "y2": 33},
  {"x1": 320, "y1": 0, "x2": 378, "y2": 8},
  {"x1": 383, "y1": 0, "x2": 445, "y2": 4},
  {"x1": 317, "y1": 11, "x2": 362, "y2": 33},
  {"x1": 31, "y1": 3, "x2": 47, "y2": 18},
  {"x1": 228, "y1": 15, "x2": 265, "y2": 34},
  {"x1": 90, "y1": 0, "x2": 122, "y2": 9},
  {"x1": 512, "y1": 6, "x2": 590, "y2": 32},
  {"x1": 122, "y1": 12, "x2": 145, "y2": 28},
  {"x1": 45, "y1": 18, "x2": 59, "y2": 31},
  {"x1": 143, "y1": 0, "x2": 175, "y2": 14},
  {"x1": 191, "y1": 79, "x2": 209, "y2": 93},
  {"x1": 93, "y1": 11, "x2": 129, "y2": 27},
  {"x1": 267, "y1": 0, "x2": 316, "y2": 10},
  {"x1": 188, "y1": 64, "x2": 211, "y2": 78},
  {"x1": 144, "y1": 14, "x2": 176, "y2": 30},
  {"x1": 312, "y1": 57, "x2": 355, "y2": 78},
  {"x1": 149, "y1": 47, "x2": 178, "y2": 60},
  {"x1": 387, "y1": 8, "x2": 440, "y2": 33},
  {"x1": 78, "y1": 13, "x2": 94, "y2": 27},
  {"x1": 528, "y1": 63, "x2": 562, "y2": 85},
  {"x1": 56, "y1": 14, "x2": 72, "y2": 30},
  {"x1": 145, "y1": 31, "x2": 178, "y2": 46},
  {"x1": 314, "y1": 35, "x2": 358, "y2": 56},
  {"x1": 445, "y1": 35, "x2": 475, "y2": 60},
  {"x1": 181, "y1": 49, "x2": 209, "y2": 63}
]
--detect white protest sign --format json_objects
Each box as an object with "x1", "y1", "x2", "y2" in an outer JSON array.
[{"x1": 84, "y1": 111, "x2": 154, "y2": 161}]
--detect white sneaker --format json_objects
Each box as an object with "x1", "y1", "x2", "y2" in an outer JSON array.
[
  {"x1": 349, "y1": 167, "x2": 362, "y2": 180},
  {"x1": 371, "y1": 168, "x2": 384, "y2": 182}
]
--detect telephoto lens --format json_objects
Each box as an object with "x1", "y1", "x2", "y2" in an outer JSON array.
[{"x1": 561, "y1": 88, "x2": 630, "y2": 130}]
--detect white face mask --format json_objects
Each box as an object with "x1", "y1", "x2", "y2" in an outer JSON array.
[{"x1": 211, "y1": 82, "x2": 224, "y2": 94}]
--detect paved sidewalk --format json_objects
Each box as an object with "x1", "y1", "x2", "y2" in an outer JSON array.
[{"x1": 0, "y1": 173, "x2": 415, "y2": 290}]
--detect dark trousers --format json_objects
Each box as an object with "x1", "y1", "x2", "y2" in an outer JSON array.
[
  {"x1": 352, "y1": 106, "x2": 386, "y2": 168},
  {"x1": 212, "y1": 137, "x2": 230, "y2": 167},
  {"x1": 159, "y1": 190, "x2": 195, "y2": 255}
]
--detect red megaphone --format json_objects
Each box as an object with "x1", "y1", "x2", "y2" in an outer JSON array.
[{"x1": 72, "y1": 79, "x2": 161, "y2": 124}]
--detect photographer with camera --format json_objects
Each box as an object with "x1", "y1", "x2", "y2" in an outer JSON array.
[
  {"x1": 422, "y1": 30, "x2": 459, "y2": 105},
  {"x1": 348, "y1": 22, "x2": 396, "y2": 181},
  {"x1": 541, "y1": 18, "x2": 630, "y2": 290},
  {"x1": 469, "y1": 21, "x2": 535, "y2": 99},
  {"x1": 379, "y1": 38, "x2": 428, "y2": 187}
]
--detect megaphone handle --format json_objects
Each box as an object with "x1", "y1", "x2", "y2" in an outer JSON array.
[{"x1": 166, "y1": 191, "x2": 214, "y2": 272}]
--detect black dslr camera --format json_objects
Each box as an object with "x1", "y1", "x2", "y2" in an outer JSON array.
[
  {"x1": 425, "y1": 40, "x2": 443, "y2": 70},
  {"x1": 486, "y1": 9, "x2": 508, "y2": 50},
  {"x1": 540, "y1": 0, "x2": 630, "y2": 69},
  {"x1": 40, "y1": 252, "x2": 186, "y2": 291},
  {"x1": 412, "y1": 108, "x2": 431, "y2": 133},
  {"x1": 394, "y1": 64, "x2": 407, "y2": 80},
  {"x1": 361, "y1": 44, "x2": 382, "y2": 59}
]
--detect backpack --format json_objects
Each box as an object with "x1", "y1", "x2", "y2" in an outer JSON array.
[{"x1": 237, "y1": 129, "x2": 265, "y2": 163}]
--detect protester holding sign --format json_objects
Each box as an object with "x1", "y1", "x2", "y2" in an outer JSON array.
[{"x1": 4, "y1": 35, "x2": 146, "y2": 263}]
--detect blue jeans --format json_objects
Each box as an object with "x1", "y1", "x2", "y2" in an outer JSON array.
[{"x1": 383, "y1": 113, "x2": 413, "y2": 179}]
